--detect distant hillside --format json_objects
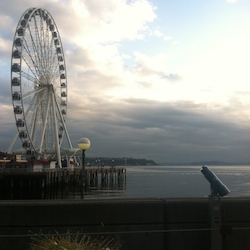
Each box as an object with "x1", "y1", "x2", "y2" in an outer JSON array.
[
  {"x1": 160, "y1": 161, "x2": 243, "y2": 166},
  {"x1": 189, "y1": 161, "x2": 232, "y2": 166},
  {"x1": 86, "y1": 157, "x2": 158, "y2": 166}
]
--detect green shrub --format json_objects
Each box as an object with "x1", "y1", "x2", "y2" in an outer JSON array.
[{"x1": 30, "y1": 232, "x2": 121, "y2": 250}]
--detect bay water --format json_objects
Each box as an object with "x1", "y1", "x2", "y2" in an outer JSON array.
[{"x1": 84, "y1": 165, "x2": 250, "y2": 199}]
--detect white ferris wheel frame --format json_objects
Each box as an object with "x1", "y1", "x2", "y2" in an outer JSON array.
[{"x1": 8, "y1": 7, "x2": 73, "y2": 167}]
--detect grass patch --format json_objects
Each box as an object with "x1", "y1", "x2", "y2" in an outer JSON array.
[{"x1": 30, "y1": 232, "x2": 121, "y2": 250}]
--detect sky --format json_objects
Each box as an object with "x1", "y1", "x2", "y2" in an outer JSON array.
[{"x1": 0, "y1": 0, "x2": 250, "y2": 164}]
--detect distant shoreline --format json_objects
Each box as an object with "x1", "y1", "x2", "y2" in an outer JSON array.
[{"x1": 158, "y1": 161, "x2": 250, "y2": 166}]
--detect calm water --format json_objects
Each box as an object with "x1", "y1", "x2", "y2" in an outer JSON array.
[{"x1": 84, "y1": 165, "x2": 250, "y2": 199}]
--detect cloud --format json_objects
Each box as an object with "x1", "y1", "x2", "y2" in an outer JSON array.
[
  {"x1": 227, "y1": 0, "x2": 238, "y2": 3},
  {"x1": 1, "y1": 0, "x2": 250, "y2": 165},
  {"x1": 0, "y1": 0, "x2": 160, "y2": 101},
  {"x1": 0, "y1": 38, "x2": 10, "y2": 65},
  {"x1": 64, "y1": 97, "x2": 250, "y2": 163},
  {"x1": 154, "y1": 29, "x2": 173, "y2": 41},
  {"x1": 131, "y1": 51, "x2": 180, "y2": 86},
  {"x1": 50, "y1": 0, "x2": 157, "y2": 46},
  {"x1": 2, "y1": 91, "x2": 250, "y2": 163},
  {"x1": 161, "y1": 73, "x2": 182, "y2": 82}
]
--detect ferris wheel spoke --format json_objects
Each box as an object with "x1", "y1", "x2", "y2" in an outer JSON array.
[
  {"x1": 22, "y1": 86, "x2": 46, "y2": 100},
  {"x1": 21, "y1": 42, "x2": 41, "y2": 79},
  {"x1": 21, "y1": 69, "x2": 37, "y2": 83},
  {"x1": 40, "y1": 19, "x2": 54, "y2": 77},
  {"x1": 47, "y1": 34, "x2": 54, "y2": 66},
  {"x1": 33, "y1": 15, "x2": 45, "y2": 69},
  {"x1": 46, "y1": 38, "x2": 58, "y2": 78},
  {"x1": 40, "y1": 18, "x2": 48, "y2": 71},
  {"x1": 50, "y1": 52, "x2": 58, "y2": 75},
  {"x1": 21, "y1": 93, "x2": 37, "y2": 117},
  {"x1": 37, "y1": 15, "x2": 52, "y2": 76},
  {"x1": 24, "y1": 25, "x2": 43, "y2": 77},
  {"x1": 42, "y1": 21, "x2": 50, "y2": 71},
  {"x1": 24, "y1": 89, "x2": 50, "y2": 148},
  {"x1": 50, "y1": 70, "x2": 60, "y2": 85}
]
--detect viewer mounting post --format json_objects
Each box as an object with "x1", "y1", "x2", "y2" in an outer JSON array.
[{"x1": 201, "y1": 165, "x2": 230, "y2": 250}]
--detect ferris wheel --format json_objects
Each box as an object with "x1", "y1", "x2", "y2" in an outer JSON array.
[{"x1": 8, "y1": 7, "x2": 73, "y2": 167}]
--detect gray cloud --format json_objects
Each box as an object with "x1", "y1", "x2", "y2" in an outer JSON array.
[
  {"x1": 132, "y1": 57, "x2": 181, "y2": 86},
  {"x1": 0, "y1": 76, "x2": 12, "y2": 104},
  {"x1": 64, "y1": 98, "x2": 250, "y2": 164},
  {"x1": 1, "y1": 90, "x2": 250, "y2": 164},
  {"x1": 162, "y1": 73, "x2": 182, "y2": 82}
]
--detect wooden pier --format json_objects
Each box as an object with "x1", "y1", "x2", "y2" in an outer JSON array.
[{"x1": 0, "y1": 167, "x2": 126, "y2": 199}]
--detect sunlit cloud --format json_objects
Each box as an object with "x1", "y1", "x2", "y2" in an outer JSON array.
[
  {"x1": 56, "y1": 0, "x2": 156, "y2": 46},
  {"x1": 154, "y1": 29, "x2": 173, "y2": 41},
  {"x1": 227, "y1": 0, "x2": 238, "y2": 3}
]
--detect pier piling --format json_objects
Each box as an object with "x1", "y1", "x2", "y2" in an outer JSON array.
[{"x1": 0, "y1": 167, "x2": 126, "y2": 199}]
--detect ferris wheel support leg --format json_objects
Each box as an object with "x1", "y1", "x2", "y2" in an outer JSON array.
[
  {"x1": 7, "y1": 132, "x2": 19, "y2": 154},
  {"x1": 29, "y1": 97, "x2": 40, "y2": 145},
  {"x1": 38, "y1": 97, "x2": 52, "y2": 153},
  {"x1": 63, "y1": 123, "x2": 73, "y2": 149},
  {"x1": 52, "y1": 94, "x2": 62, "y2": 168},
  {"x1": 54, "y1": 97, "x2": 73, "y2": 149}
]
